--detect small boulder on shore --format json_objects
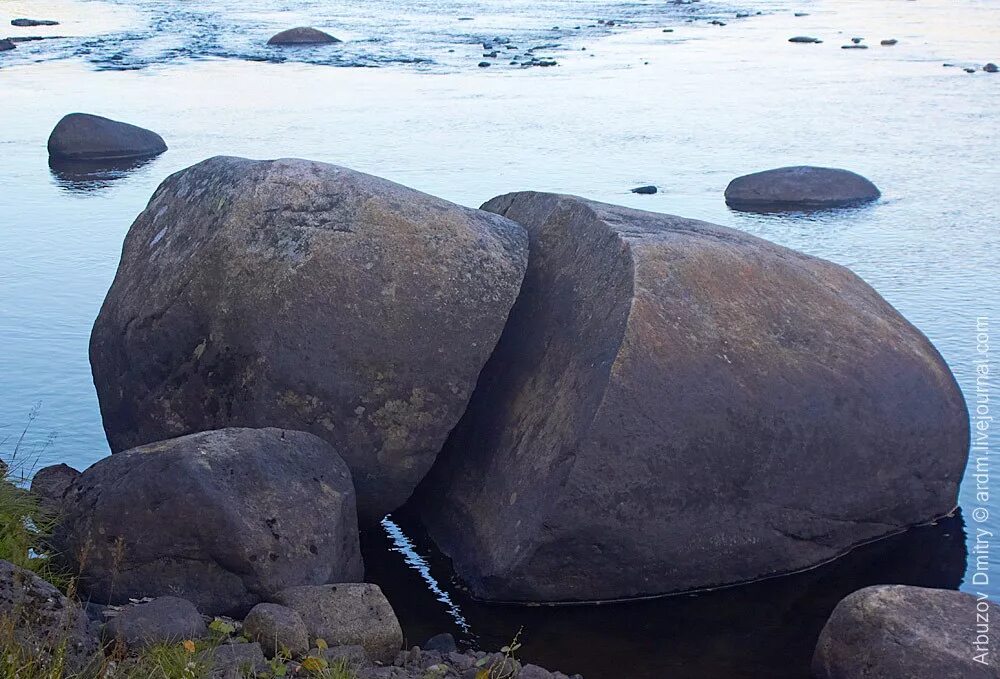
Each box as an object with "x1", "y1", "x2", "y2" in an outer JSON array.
[
  {"x1": 0, "y1": 560, "x2": 100, "y2": 672},
  {"x1": 56, "y1": 427, "x2": 364, "y2": 616},
  {"x1": 724, "y1": 165, "x2": 880, "y2": 211},
  {"x1": 243, "y1": 603, "x2": 309, "y2": 659},
  {"x1": 813, "y1": 585, "x2": 1000, "y2": 678},
  {"x1": 267, "y1": 27, "x2": 341, "y2": 45},
  {"x1": 272, "y1": 583, "x2": 403, "y2": 664},
  {"x1": 102, "y1": 597, "x2": 207, "y2": 651},
  {"x1": 47, "y1": 113, "x2": 167, "y2": 161},
  {"x1": 415, "y1": 191, "x2": 968, "y2": 602}
]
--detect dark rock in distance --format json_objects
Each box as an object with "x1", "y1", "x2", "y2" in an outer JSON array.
[
  {"x1": 12, "y1": 18, "x2": 60, "y2": 26},
  {"x1": 29, "y1": 463, "x2": 80, "y2": 514},
  {"x1": 415, "y1": 191, "x2": 969, "y2": 603},
  {"x1": 985, "y1": 62, "x2": 998, "y2": 73},
  {"x1": 89, "y1": 156, "x2": 527, "y2": 519},
  {"x1": 478, "y1": 61, "x2": 491, "y2": 67},
  {"x1": 881, "y1": 38, "x2": 898, "y2": 45},
  {"x1": 812, "y1": 586, "x2": 1000, "y2": 678},
  {"x1": 47, "y1": 113, "x2": 167, "y2": 161},
  {"x1": 631, "y1": 185, "x2": 658, "y2": 194},
  {"x1": 842, "y1": 44, "x2": 869, "y2": 49},
  {"x1": 725, "y1": 165, "x2": 880, "y2": 211},
  {"x1": 102, "y1": 597, "x2": 207, "y2": 651},
  {"x1": 57, "y1": 428, "x2": 364, "y2": 616},
  {"x1": 789, "y1": 36, "x2": 822, "y2": 43},
  {"x1": 0, "y1": 39, "x2": 17, "y2": 51},
  {"x1": 267, "y1": 27, "x2": 340, "y2": 45}
]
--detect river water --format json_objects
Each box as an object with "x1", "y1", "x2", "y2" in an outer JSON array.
[{"x1": 1, "y1": 0, "x2": 998, "y2": 676}]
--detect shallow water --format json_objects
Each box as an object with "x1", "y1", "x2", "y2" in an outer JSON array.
[{"x1": 1, "y1": 0, "x2": 999, "y2": 676}]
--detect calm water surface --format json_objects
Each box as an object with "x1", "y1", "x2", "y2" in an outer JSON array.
[{"x1": 1, "y1": 0, "x2": 998, "y2": 676}]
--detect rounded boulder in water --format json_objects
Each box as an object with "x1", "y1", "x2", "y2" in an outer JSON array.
[
  {"x1": 47, "y1": 113, "x2": 167, "y2": 161},
  {"x1": 89, "y1": 156, "x2": 528, "y2": 519},
  {"x1": 414, "y1": 191, "x2": 969, "y2": 603}
]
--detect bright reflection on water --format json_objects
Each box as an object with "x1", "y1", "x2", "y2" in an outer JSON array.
[{"x1": 1, "y1": 0, "x2": 998, "y2": 676}]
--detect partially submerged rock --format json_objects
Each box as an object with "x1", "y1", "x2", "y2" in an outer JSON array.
[
  {"x1": 272, "y1": 583, "x2": 403, "y2": 664},
  {"x1": 813, "y1": 585, "x2": 1000, "y2": 678},
  {"x1": 57, "y1": 428, "x2": 364, "y2": 616},
  {"x1": 0, "y1": 39, "x2": 15, "y2": 51},
  {"x1": 0, "y1": 560, "x2": 101, "y2": 672},
  {"x1": 102, "y1": 596, "x2": 206, "y2": 651},
  {"x1": 11, "y1": 18, "x2": 60, "y2": 27},
  {"x1": 724, "y1": 165, "x2": 880, "y2": 211},
  {"x1": 267, "y1": 27, "x2": 341, "y2": 45},
  {"x1": 630, "y1": 185, "x2": 658, "y2": 194},
  {"x1": 415, "y1": 191, "x2": 968, "y2": 602},
  {"x1": 789, "y1": 36, "x2": 822, "y2": 43},
  {"x1": 47, "y1": 113, "x2": 167, "y2": 161},
  {"x1": 90, "y1": 156, "x2": 527, "y2": 518}
]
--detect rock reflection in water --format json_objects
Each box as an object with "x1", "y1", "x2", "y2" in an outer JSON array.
[
  {"x1": 48, "y1": 155, "x2": 156, "y2": 193},
  {"x1": 364, "y1": 507, "x2": 966, "y2": 679}
]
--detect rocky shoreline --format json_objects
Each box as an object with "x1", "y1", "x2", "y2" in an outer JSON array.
[{"x1": 0, "y1": 110, "x2": 989, "y2": 676}]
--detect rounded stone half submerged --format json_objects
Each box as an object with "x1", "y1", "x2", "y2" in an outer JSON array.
[
  {"x1": 413, "y1": 191, "x2": 969, "y2": 604},
  {"x1": 724, "y1": 165, "x2": 881, "y2": 211},
  {"x1": 47, "y1": 113, "x2": 167, "y2": 161},
  {"x1": 267, "y1": 27, "x2": 341, "y2": 45}
]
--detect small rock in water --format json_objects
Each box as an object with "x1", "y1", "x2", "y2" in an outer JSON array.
[
  {"x1": 483, "y1": 51, "x2": 498, "y2": 58},
  {"x1": 11, "y1": 18, "x2": 60, "y2": 26},
  {"x1": 0, "y1": 38, "x2": 15, "y2": 51},
  {"x1": 478, "y1": 61, "x2": 491, "y2": 67},
  {"x1": 842, "y1": 44, "x2": 869, "y2": 49},
  {"x1": 631, "y1": 185, "x2": 658, "y2": 195},
  {"x1": 851, "y1": 37, "x2": 864, "y2": 44},
  {"x1": 736, "y1": 12, "x2": 750, "y2": 18},
  {"x1": 789, "y1": 36, "x2": 822, "y2": 44},
  {"x1": 458, "y1": 17, "x2": 474, "y2": 21},
  {"x1": 662, "y1": 28, "x2": 674, "y2": 32},
  {"x1": 794, "y1": 12, "x2": 809, "y2": 16},
  {"x1": 710, "y1": 19, "x2": 727, "y2": 25},
  {"x1": 985, "y1": 62, "x2": 998, "y2": 73},
  {"x1": 881, "y1": 38, "x2": 898, "y2": 45},
  {"x1": 267, "y1": 27, "x2": 340, "y2": 45},
  {"x1": 964, "y1": 67, "x2": 976, "y2": 73}
]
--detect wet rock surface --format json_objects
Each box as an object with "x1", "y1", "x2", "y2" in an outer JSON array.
[
  {"x1": 267, "y1": 27, "x2": 341, "y2": 45},
  {"x1": 724, "y1": 165, "x2": 881, "y2": 210}
]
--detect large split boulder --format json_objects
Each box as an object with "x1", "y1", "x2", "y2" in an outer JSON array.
[
  {"x1": 415, "y1": 191, "x2": 969, "y2": 602},
  {"x1": 47, "y1": 113, "x2": 167, "y2": 161},
  {"x1": 56, "y1": 427, "x2": 363, "y2": 616},
  {"x1": 89, "y1": 156, "x2": 527, "y2": 518},
  {"x1": 0, "y1": 560, "x2": 101, "y2": 673},
  {"x1": 812, "y1": 585, "x2": 1000, "y2": 678},
  {"x1": 724, "y1": 166, "x2": 880, "y2": 211}
]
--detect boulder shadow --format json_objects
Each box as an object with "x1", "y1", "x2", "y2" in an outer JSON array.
[
  {"x1": 48, "y1": 155, "x2": 157, "y2": 193},
  {"x1": 364, "y1": 507, "x2": 967, "y2": 679}
]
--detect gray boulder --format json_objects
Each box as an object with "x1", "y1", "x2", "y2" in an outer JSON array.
[
  {"x1": 47, "y1": 113, "x2": 167, "y2": 161},
  {"x1": 267, "y1": 27, "x2": 341, "y2": 45},
  {"x1": 0, "y1": 560, "x2": 100, "y2": 672},
  {"x1": 57, "y1": 428, "x2": 363, "y2": 616},
  {"x1": 30, "y1": 463, "x2": 80, "y2": 514},
  {"x1": 272, "y1": 583, "x2": 403, "y2": 664},
  {"x1": 102, "y1": 596, "x2": 206, "y2": 650},
  {"x1": 243, "y1": 603, "x2": 309, "y2": 658},
  {"x1": 415, "y1": 191, "x2": 969, "y2": 602},
  {"x1": 813, "y1": 585, "x2": 1000, "y2": 678},
  {"x1": 89, "y1": 156, "x2": 527, "y2": 519},
  {"x1": 207, "y1": 642, "x2": 268, "y2": 675},
  {"x1": 724, "y1": 166, "x2": 880, "y2": 211},
  {"x1": 0, "y1": 39, "x2": 15, "y2": 51}
]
